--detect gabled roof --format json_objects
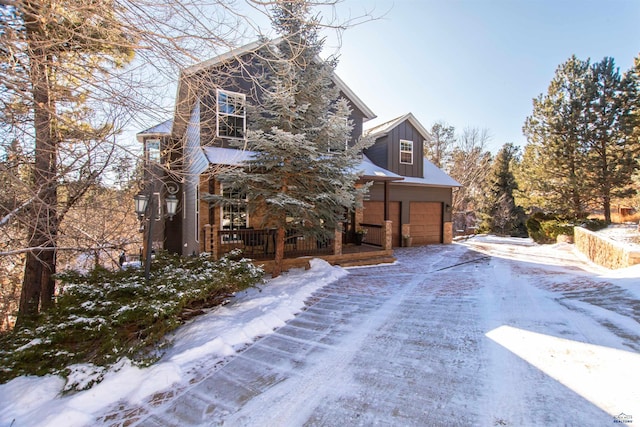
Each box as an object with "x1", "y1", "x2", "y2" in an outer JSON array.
[
  {"x1": 136, "y1": 119, "x2": 173, "y2": 141},
  {"x1": 182, "y1": 38, "x2": 376, "y2": 122},
  {"x1": 365, "y1": 112, "x2": 431, "y2": 142}
]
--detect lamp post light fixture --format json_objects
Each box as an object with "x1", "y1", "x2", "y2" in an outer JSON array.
[{"x1": 134, "y1": 182, "x2": 180, "y2": 281}]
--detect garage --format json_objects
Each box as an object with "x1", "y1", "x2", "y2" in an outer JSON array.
[{"x1": 409, "y1": 202, "x2": 443, "y2": 245}]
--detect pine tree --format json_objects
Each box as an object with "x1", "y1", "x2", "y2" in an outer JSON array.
[
  {"x1": 583, "y1": 57, "x2": 639, "y2": 222},
  {"x1": 522, "y1": 55, "x2": 593, "y2": 218},
  {"x1": 480, "y1": 143, "x2": 527, "y2": 236},
  {"x1": 0, "y1": 0, "x2": 135, "y2": 322},
  {"x1": 522, "y1": 55, "x2": 640, "y2": 221},
  {"x1": 215, "y1": 1, "x2": 370, "y2": 277}
]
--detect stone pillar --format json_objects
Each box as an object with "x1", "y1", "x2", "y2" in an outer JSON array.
[
  {"x1": 204, "y1": 224, "x2": 212, "y2": 253},
  {"x1": 443, "y1": 222, "x2": 453, "y2": 244},
  {"x1": 355, "y1": 205, "x2": 364, "y2": 229},
  {"x1": 199, "y1": 176, "x2": 210, "y2": 254},
  {"x1": 212, "y1": 225, "x2": 220, "y2": 259},
  {"x1": 333, "y1": 226, "x2": 343, "y2": 256},
  {"x1": 384, "y1": 220, "x2": 393, "y2": 250}
]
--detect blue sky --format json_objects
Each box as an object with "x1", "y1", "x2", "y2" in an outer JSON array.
[{"x1": 325, "y1": 0, "x2": 640, "y2": 153}]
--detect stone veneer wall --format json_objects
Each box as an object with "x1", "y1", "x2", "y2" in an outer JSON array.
[
  {"x1": 574, "y1": 226, "x2": 640, "y2": 269},
  {"x1": 443, "y1": 222, "x2": 453, "y2": 244}
]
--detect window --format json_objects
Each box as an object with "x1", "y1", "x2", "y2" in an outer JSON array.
[
  {"x1": 400, "y1": 139, "x2": 413, "y2": 164},
  {"x1": 216, "y1": 89, "x2": 246, "y2": 139},
  {"x1": 221, "y1": 186, "x2": 248, "y2": 229},
  {"x1": 146, "y1": 139, "x2": 161, "y2": 163}
]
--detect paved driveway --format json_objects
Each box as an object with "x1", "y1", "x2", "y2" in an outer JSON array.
[{"x1": 110, "y1": 242, "x2": 639, "y2": 426}]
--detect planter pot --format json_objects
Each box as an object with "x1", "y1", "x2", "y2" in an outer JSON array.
[
  {"x1": 403, "y1": 237, "x2": 413, "y2": 247},
  {"x1": 354, "y1": 233, "x2": 364, "y2": 246}
]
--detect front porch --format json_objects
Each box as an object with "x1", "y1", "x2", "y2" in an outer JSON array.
[{"x1": 203, "y1": 221, "x2": 396, "y2": 274}]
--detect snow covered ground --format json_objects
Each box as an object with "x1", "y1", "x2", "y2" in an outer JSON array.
[
  {"x1": 1, "y1": 236, "x2": 639, "y2": 426},
  {"x1": 597, "y1": 223, "x2": 640, "y2": 250}
]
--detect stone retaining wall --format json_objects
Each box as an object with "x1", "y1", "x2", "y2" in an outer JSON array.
[{"x1": 574, "y1": 226, "x2": 640, "y2": 269}]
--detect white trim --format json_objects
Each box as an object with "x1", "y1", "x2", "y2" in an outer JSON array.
[
  {"x1": 216, "y1": 89, "x2": 246, "y2": 139},
  {"x1": 400, "y1": 139, "x2": 414, "y2": 165},
  {"x1": 220, "y1": 184, "x2": 249, "y2": 229},
  {"x1": 145, "y1": 139, "x2": 161, "y2": 163}
]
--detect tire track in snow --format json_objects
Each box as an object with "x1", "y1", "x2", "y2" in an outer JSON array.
[{"x1": 222, "y1": 272, "x2": 429, "y2": 426}]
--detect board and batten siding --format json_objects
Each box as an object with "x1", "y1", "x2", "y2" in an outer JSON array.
[
  {"x1": 385, "y1": 120, "x2": 424, "y2": 178},
  {"x1": 365, "y1": 136, "x2": 389, "y2": 169}
]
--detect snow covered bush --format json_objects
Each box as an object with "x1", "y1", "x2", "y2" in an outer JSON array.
[
  {"x1": 0, "y1": 251, "x2": 263, "y2": 389},
  {"x1": 526, "y1": 213, "x2": 609, "y2": 243}
]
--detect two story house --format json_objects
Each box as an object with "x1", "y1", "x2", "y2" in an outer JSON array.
[{"x1": 136, "y1": 40, "x2": 460, "y2": 260}]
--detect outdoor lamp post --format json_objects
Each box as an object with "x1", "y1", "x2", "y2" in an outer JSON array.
[{"x1": 134, "y1": 182, "x2": 179, "y2": 281}]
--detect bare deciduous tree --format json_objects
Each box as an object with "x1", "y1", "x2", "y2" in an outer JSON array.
[
  {"x1": 0, "y1": 0, "x2": 376, "y2": 325},
  {"x1": 448, "y1": 127, "x2": 493, "y2": 232}
]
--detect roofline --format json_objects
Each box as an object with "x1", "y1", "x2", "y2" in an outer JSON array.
[
  {"x1": 366, "y1": 112, "x2": 431, "y2": 141},
  {"x1": 135, "y1": 132, "x2": 169, "y2": 143},
  {"x1": 183, "y1": 39, "x2": 273, "y2": 77},
  {"x1": 390, "y1": 180, "x2": 461, "y2": 188},
  {"x1": 331, "y1": 72, "x2": 376, "y2": 121},
  {"x1": 358, "y1": 175, "x2": 404, "y2": 182},
  {"x1": 182, "y1": 38, "x2": 376, "y2": 122}
]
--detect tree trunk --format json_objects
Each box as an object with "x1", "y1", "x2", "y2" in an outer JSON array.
[
  {"x1": 273, "y1": 226, "x2": 285, "y2": 278},
  {"x1": 603, "y1": 194, "x2": 612, "y2": 223},
  {"x1": 18, "y1": 2, "x2": 59, "y2": 324}
]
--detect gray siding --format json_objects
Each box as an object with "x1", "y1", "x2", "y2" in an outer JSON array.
[
  {"x1": 385, "y1": 121, "x2": 424, "y2": 178},
  {"x1": 197, "y1": 58, "x2": 368, "y2": 148},
  {"x1": 183, "y1": 102, "x2": 203, "y2": 255},
  {"x1": 365, "y1": 136, "x2": 389, "y2": 169}
]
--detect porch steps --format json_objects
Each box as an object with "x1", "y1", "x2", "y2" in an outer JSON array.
[
  {"x1": 335, "y1": 255, "x2": 397, "y2": 268},
  {"x1": 256, "y1": 249, "x2": 396, "y2": 275}
]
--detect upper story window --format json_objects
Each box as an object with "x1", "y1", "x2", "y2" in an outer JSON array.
[
  {"x1": 146, "y1": 139, "x2": 161, "y2": 163},
  {"x1": 216, "y1": 89, "x2": 246, "y2": 139},
  {"x1": 400, "y1": 139, "x2": 413, "y2": 164}
]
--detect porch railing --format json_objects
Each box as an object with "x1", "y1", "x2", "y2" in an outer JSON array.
[
  {"x1": 360, "y1": 223, "x2": 383, "y2": 247},
  {"x1": 204, "y1": 220, "x2": 392, "y2": 261},
  {"x1": 213, "y1": 228, "x2": 333, "y2": 260}
]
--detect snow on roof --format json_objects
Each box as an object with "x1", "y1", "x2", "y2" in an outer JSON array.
[
  {"x1": 203, "y1": 146, "x2": 255, "y2": 166},
  {"x1": 201, "y1": 149, "x2": 458, "y2": 188},
  {"x1": 403, "y1": 158, "x2": 461, "y2": 188},
  {"x1": 364, "y1": 115, "x2": 407, "y2": 138},
  {"x1": 364, "y1": 112, "x2": 431, "y2": 142},
  {"x1": 355, "y1": 155, "x2": 404, "y2": 181},
  {"x1": 137, "y1": 119, "x2": 173, "y2": 137}
]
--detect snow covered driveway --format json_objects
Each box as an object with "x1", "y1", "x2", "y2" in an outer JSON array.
[
  {"x1": 3, "y1": 237, "x2": 638, "y2": 426},
  {"x1": 130, "y1": 240, "x2": 638, "y2": 426}
]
